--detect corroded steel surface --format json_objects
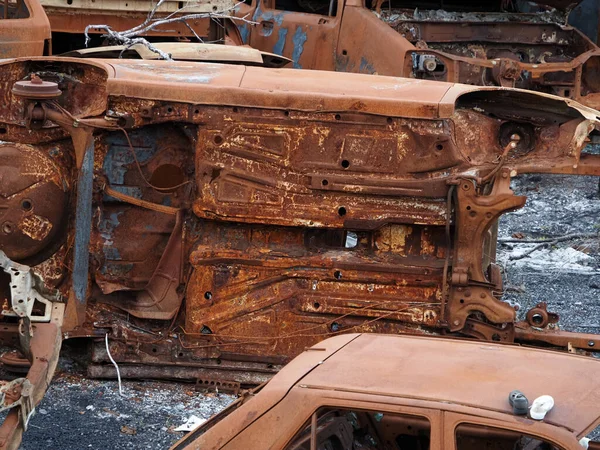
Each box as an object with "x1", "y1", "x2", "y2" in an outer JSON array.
[
  {"x1": 0, "y1": 56, "x2": 599, "y2": 446},
  {"x1": 232, "y1": 0, "x2": 600, "y2": 109}
]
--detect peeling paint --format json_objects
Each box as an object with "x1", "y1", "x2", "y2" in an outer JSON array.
[
  {"x1": 359, "y1": 57, "x2": 376, "y2": 74},
  {"x1": 292, "y1": 26, "x2": 307, "y2": 69},
  {"x1": 73, "y1": 143, "x2": 94, "y2": 304},
  {"x1": 273, "y1": 28, "x2": 288, "y2": 55},
  {"x1": 238, "y1": 23, "x2": 250, "y2": 44}
]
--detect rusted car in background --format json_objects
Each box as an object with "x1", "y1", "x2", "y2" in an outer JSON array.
[
  {"x1": 233, "y1": 0, "x2": 600, "y2": 109},
  {"x1": 172, "y1": 333, "x2": 600, "y2": 450},
  {"x1": 0, "y1": 0, "x2": 50, "y2": 57},
  {"x1": 0, "y1": 0, "x2": 246, "y2": 56},
  {"x1": 0, "y1": 56, "x2": 600, "y2": 447},
  {"x1": 40, "y1": 0, "x2": 240, "y2": 53}
]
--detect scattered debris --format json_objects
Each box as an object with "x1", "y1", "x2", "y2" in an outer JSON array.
[
  {"x1": 120, "y1": 425, "x2": 137, "y2": 435},
  {"x1": 174, "y1": 415, "x2": 207, "y2": 432}
]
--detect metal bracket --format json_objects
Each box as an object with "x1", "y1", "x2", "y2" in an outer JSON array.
[
  {"x1": 0, "y1": 251, "x2": 59, "y2": 322},
  {"x1": 0, "y1": 379, "x2": 35, "y2": 432}
]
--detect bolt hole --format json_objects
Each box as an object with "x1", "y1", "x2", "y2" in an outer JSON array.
[
  {"x1": 337, "y1": 207, "x2": 347, "y2": 216},
  {"x1": 0, "y1": 128, "x2": 6, "y2": 134},
  {"x1": 232, "y1": 107, "x2": 238, "y2": 113},
  {"x1": 152, "y1": 348, "x2": 157, "y2": 353},
  {"x1": 334, "y1": 114, "x2": 341, "y2": 120},
  {"x1": 321, "y1": 179, "x2": 328, "y2": 186},
  {"x1": 204, "y1": 291, "x2": 212, "y2": 300},
  {"x1": 66, "y1": 0, "x2": 72, "y2": 4},
  {"x1": 334, "y1": 270, "x2": 342, "y2": 280},
  {"x1": 466, "y1": 206, "x2": 471, "y2": 210},
  {"x1": 212, "y1": 5, "x2": 217, "y2": 10},
  {"x1": 214, "y1": 135, "x2": 223, "y2": 145},
  {"x1": 2, "y1": 223, "x2": 13, "y2": 234},
  {"x1": 313, "y1": 302, "x2": 320, "y2": 309},
  {"x1": 342, "y1": 50, "x2": 347, "y2": 55},
  {"x1": 194, "y1": 109, "x2": 200, "y2": 114},
  {"x1": 341, "y1": 159, "x2": 350, "y2": 169},
  {"x1": 167, "y1": 107, "x2": 173, "y2": 113},
  {"x1": 436, "y1": 144, "x2": 444, "y2": 151},
  {"x1": 531, "y1": 313, "x2": 544, "y2": 325},
  {"x1": 178, "y1": 352, "x2": 184, "y2": 357},
  {"x1": 386, "y1": 117, "x2": 393, "y2": 125},
  {"x1": 460, "y1": 299, "x2": 464, "y2": 304},
  {"x1": 284, "y1": 110, "x2": 289, "y2": 116},
  {"x1": 18, "y1": 300, "x2": 23, "y2": 304}
]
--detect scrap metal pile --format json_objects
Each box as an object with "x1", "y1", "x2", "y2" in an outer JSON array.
[{"x1": 0, "y1": 0, "x2": 599, "y2": 448}]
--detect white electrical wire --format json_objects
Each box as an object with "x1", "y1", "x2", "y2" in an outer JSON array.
[{"x1": 105, "y1": 333, "x2": 125, "y2": 397}]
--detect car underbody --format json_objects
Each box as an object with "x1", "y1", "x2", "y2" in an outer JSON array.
[{"x1": 0, "y1": 55, "x2": 599, "y2": 447}]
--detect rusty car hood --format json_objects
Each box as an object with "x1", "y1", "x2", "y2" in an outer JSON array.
[{"x1": 298, "y1": 333, "x2": 600, "y2": 436}]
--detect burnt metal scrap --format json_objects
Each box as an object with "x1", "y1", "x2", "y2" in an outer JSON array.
[
  {"x1": 233, "y1": 0, "x2": 600, "y2": 109},
  {"x1": 0, "y1": 57, "x2": 599, "y2": 446}
]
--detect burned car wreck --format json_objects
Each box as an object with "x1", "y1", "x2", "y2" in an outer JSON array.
[
  {"x1": 0, "y1": 57, "x2": 599, "y2": 447},
  {"x1": 172, "y1": 334, "x2": 600, "y2": 450}
]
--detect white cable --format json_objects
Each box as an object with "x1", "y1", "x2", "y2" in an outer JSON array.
[{"x1": 105, "y1": 333, "x2": 125, "y2": 397}]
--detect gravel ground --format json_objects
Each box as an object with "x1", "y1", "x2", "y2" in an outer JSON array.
[
  {"x1": 498, "y1": 174, "x2": 600, "y2": 332},
  {"x1": 20, "y1": 370, "x2": 235, "y2": 449},
  {"x1": 14, "y1": 173, "x2": 600, "y2": 449}
]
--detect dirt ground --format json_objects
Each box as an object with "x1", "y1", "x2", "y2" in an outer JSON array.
[{"x1": 17, "y1": 173, "x2": 600, "y2": 449}]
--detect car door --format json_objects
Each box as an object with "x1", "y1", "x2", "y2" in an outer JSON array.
[
  {"x1": 222, "y1": 387, "x2": 443, "y2": 449},
  {"x1": 235, "y1": 0, "x2": 342, "y2": 70}
]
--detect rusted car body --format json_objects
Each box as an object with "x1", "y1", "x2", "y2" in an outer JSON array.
[
  {"x1": 172, "y1": 333, "x2": 600, "y2": 450},
  {"x1": 0, "y1": 0, "x2": 243, "y2": 55},
  {"x1": 233, "y1": 0, "x2": 600, "y2": 109},
  {"x1": 0, "y1": 56, "x2": 599, "y2": 447},
  {"x1": 41, "y1": 0, "x2": 237, "y2": 53},
  {"x1": 0, "y1": 0, "x2": 50, "y2": 57}
]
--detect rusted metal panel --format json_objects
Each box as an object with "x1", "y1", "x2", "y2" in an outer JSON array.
[{"x1": 0, "y1": 57, "x2": 600, "y2": 446}]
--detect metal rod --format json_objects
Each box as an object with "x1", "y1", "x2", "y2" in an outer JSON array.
[{"x1": 310, "y1": 412, "x2": 317, "y2": 450}]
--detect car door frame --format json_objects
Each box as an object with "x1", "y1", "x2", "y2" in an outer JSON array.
[{"x1": 224, "y1": 387, "x2": 444, "y2": 449}]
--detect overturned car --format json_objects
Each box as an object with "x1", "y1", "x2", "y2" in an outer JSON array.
[{"x1": 0, "y1": 57, "x2": 599, "y2": 447}]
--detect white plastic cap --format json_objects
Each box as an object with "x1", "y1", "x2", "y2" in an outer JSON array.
[
  {"x1": 580, "y1": 437, "x2": 591, "y2": 449},
  {"x1": 529, "y1": 395, "x2": 554, "y2": 420}
]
